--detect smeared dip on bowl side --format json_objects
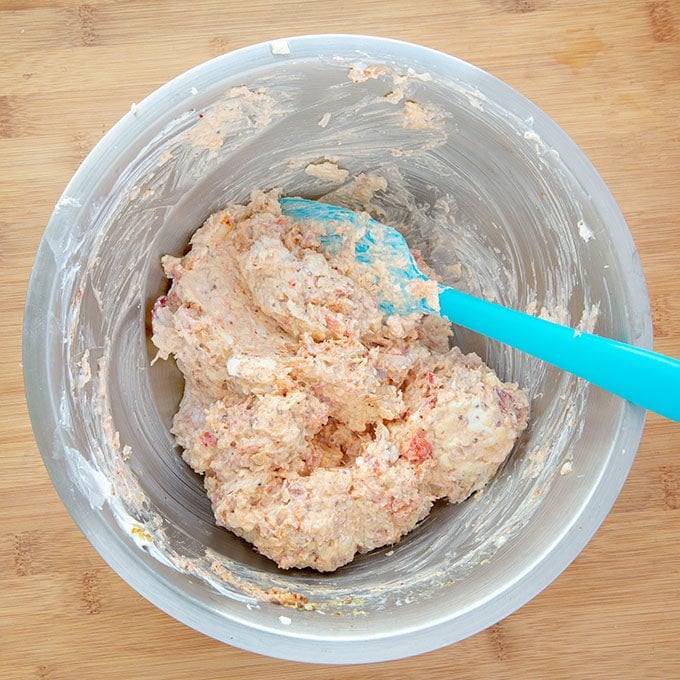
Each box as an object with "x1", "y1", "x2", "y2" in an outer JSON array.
[{"x1": 151, "y1": 189, "x2": 529, "y2": 571}]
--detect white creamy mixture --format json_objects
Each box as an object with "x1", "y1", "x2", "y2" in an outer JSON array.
[{"x1": 151, "y1": 190, "x2": 529, "y2": 571}]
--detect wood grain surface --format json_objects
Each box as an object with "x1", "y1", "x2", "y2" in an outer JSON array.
[{"x1": 1, "y1": 1, "x2": 679, "y2": 678}]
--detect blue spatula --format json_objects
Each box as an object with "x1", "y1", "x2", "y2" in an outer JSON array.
[{"x1": 280, "y1": 197, "x2": 680, "y2": 422}]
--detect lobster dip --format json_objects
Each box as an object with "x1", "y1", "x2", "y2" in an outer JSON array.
[{"x1": 151, "y1": 189, "x2": 529, "y2": 572}]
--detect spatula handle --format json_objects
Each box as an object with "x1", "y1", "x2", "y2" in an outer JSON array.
[{"x1": 438, "y1": 286, "x2": 680, "y2": 422}]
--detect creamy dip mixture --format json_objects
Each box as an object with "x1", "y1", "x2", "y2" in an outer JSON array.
[{"x1": 151, "y1": 190, "x2": 529, "y2": 571}]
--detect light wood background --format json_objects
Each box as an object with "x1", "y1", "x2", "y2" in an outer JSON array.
[{"x1": 1, "y1": 1, "x2": 679, "y2": 678}]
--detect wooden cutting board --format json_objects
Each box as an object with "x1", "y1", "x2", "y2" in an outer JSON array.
[{"x1": 1, "y1": 1, "x2": 678, "y2": 678}]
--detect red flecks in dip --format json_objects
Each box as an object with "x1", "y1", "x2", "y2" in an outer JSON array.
[{"x1": 151, "y1": 190, "x2": 529, "y2": 571}]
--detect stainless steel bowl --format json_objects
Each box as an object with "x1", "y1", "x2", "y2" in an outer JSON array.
[{"x1": 23, "y1": 35, "x2": 651, "y2": 663}]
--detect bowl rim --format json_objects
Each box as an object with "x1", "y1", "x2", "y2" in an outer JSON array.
[{"x1": 23, "y1": 33, "x2": 651, "y2": 664}]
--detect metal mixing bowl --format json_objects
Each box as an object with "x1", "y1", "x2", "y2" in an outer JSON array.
[{"x1": 23, "y1": 35, "x2": 651, "y2": 663}]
